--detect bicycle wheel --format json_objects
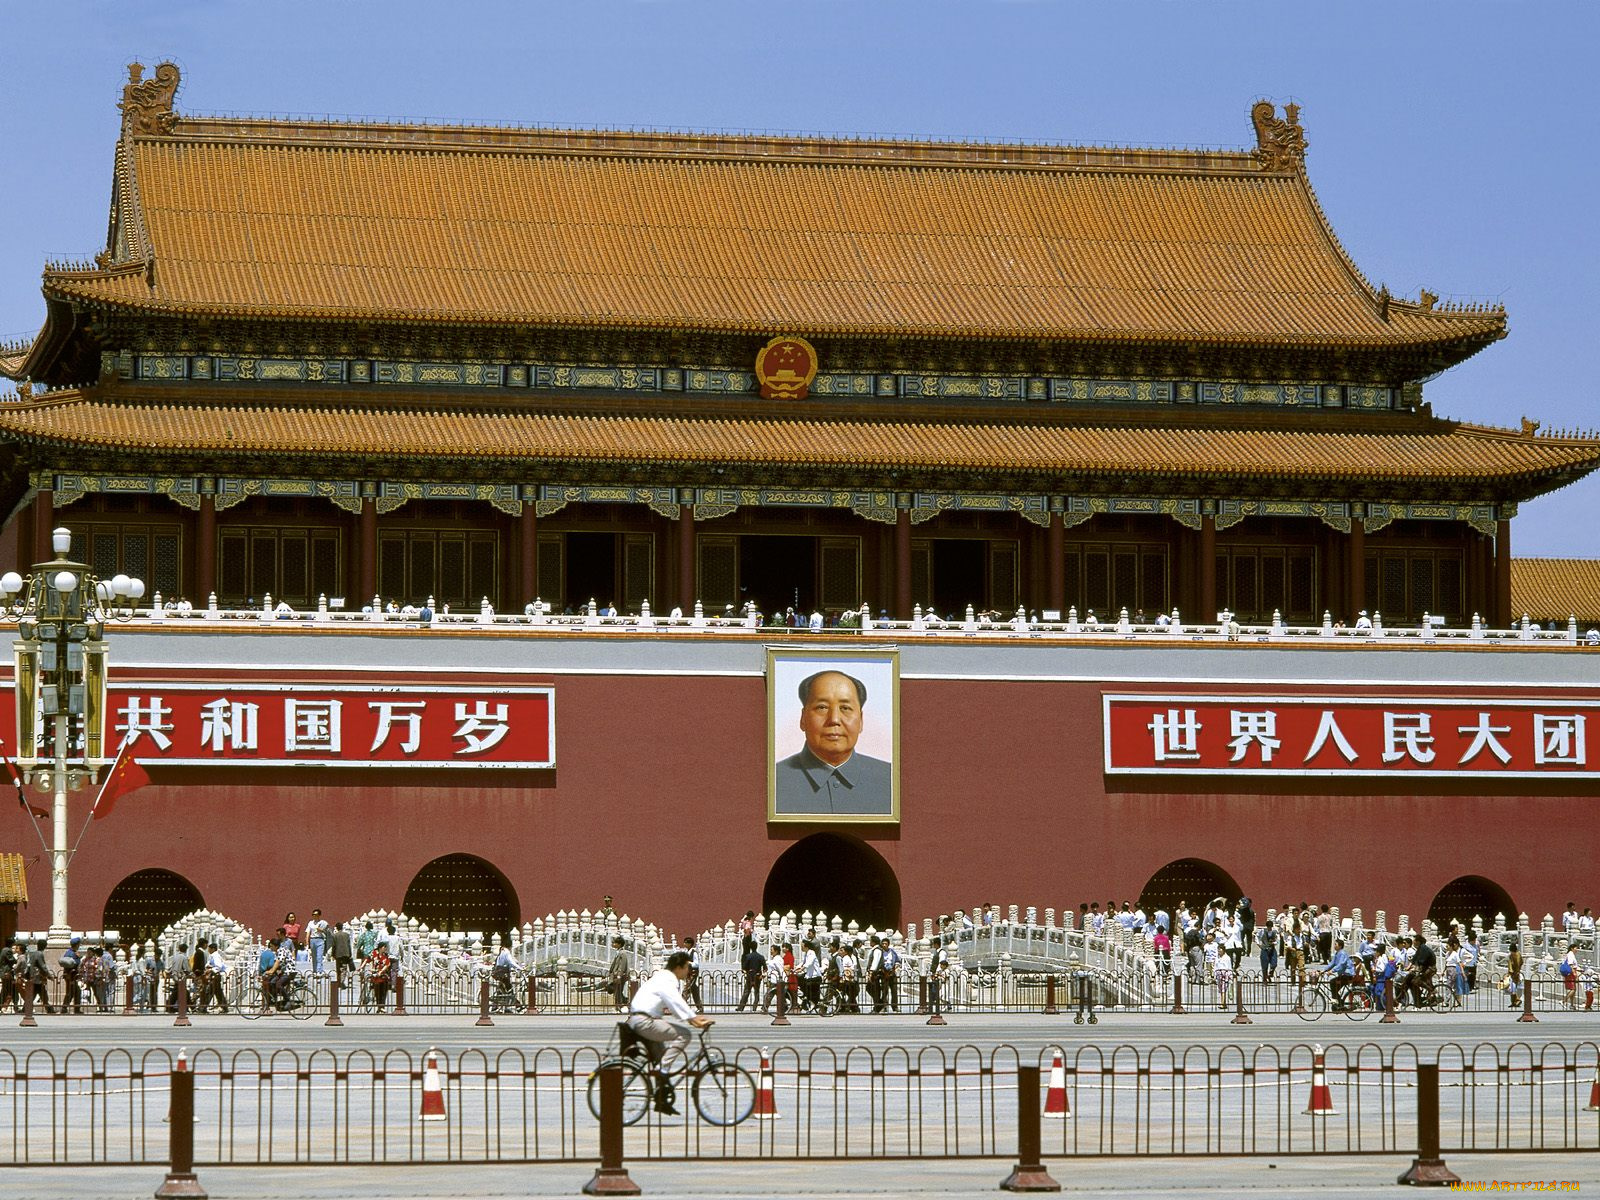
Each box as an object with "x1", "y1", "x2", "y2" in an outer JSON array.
[
  {"x1": 239, "y1": 980, "x2": 266, "y2": 1020},
  {"x1": 693, "y1": 1063, "x2": 756, "y2": 1126},
  {"x1": 1295, "y1": 988, "x2": 1327, "y2": 1021},
  {"x1": 289, "y1": 981, "x2": 316, "y2": 1020},
  {"x1": 1342, "y1": 990, "x2": 1374, "y2": 1020},
  {"x1": 586, "y1": 1062, "x2": 652, "y2": 1126}
]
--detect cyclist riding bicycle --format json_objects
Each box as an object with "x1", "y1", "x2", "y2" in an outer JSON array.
[
  {"x1": 626, "y1": 950, "x2": 714, "y2": 1115},
  {"x1": 1320, "y1": 937, "x2": 1356, "y2": 1008}
]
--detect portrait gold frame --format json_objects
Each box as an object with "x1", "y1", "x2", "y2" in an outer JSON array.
[{"x1": 766, "y1": 646, "x2": 901, "y2": 824}]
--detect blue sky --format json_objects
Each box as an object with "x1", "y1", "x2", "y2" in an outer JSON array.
[{"x1": 2, "y1": 2, "x2": 1595, "y2": 557}]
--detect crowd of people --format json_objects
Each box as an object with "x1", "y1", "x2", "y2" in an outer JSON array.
[{"x1": 1089, "y1": 896, "x2": 1595, "y2": 1013}]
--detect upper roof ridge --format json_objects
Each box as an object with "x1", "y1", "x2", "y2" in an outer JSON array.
[{"x1": 128, "y1": 60, "x2": 1291, "y2": 176}]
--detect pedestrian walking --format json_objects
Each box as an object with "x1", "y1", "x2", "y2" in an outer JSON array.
[
  {"x1": 608, "y1": 937, "x2": 632, "y2": 1012},
  {"x1": 735, "y1": 937, "x2": 764, "y2": 1012}
]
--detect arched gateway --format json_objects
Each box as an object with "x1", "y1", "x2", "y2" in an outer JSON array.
[
  {"x1": 102, "y1": 869, "x2": 205, "y2": 943},
  {"x1": 1427, "y1": 875, "x2": 1516, "y2": 931},
  {"x1": 403, "y1": 854, "x2": 521, "y2": 934},
  {"x1": 763, "y1": 833, "x2": 900, "y2": 931},
  {"x1": 1137, "y1": 858, "x2": 1242, "y2": 921}
]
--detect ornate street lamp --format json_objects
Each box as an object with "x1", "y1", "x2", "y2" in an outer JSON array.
[{"x1": 1, "y1": 526, "x2": 142, "y2": 947}]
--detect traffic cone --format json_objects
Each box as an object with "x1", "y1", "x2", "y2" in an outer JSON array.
[
  {"x1": 420, "y1": 1049, "x2": 447, "y2": 1122},
  {"x1": 1584, "y1": 1064, "x2": 1600, "y2": 1112},
  {"x1": 1043, "y1": 1051, "x2": 1070, "y2": 1120},
  {"x1": 752, "y1": 1047, "x2": 780, "y2": 1120},
  {"x1": 1303, "y1": 1043, "x2": 1337, "y2": 1115}
]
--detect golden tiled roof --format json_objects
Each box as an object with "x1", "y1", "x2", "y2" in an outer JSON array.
[
  {"x1": 1511, "y1": 558, "x2": 1600, "y2": 624},
  {"x1": 3, "y1": 391, "x2": 1596, "y2": 492},
  {"x1": 35, "y1": 104, "x2": 1505, "y2": 351},
  {"x1": 0, "y1": 854, "x2": 26, "y2": 905}
]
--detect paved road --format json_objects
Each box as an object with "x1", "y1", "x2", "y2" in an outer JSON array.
[
  {"x1": 6, "y1": 1007, "x2": 1592, "y2": 1056},
  {"x1": 5, "y1": 1154, "x2": 1593, "y2": 1199}
]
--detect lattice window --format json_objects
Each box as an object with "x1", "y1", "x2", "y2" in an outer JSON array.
[
  {"x1": 470, "y1": 538, "x2": 497, "y2": 604},
  {"x1": 623, "y1": 535, "x2": 654, "y2": 609},
  {"x1": 378, "y1": 536, "x2": 406, "y2": 601},
  {"x1": 280, "y1": 533, "x2": 308, "y2": 600},
  {"x1": 1261, "y1": 553, "x2": 1287, "y2": 617},
  {"x1": 823, "y1": 538, "x2": 862, "y2": 611},
  {"x1": 311, "y1": 534, "x2": 341, "y2": 602},
  {"x1": 92, "y1": 533, "x2": 119, "y2": 579},
  {"x1": 1141, "y1": 551, "x2": 1167, "y2": 615},
  {"x1": 1113, "y1": 551, "x2": 1137, "y2": 616},
  {"x1": 698, "y1": 536, "x2": 737, "y2": 609},
  {"x1": 1085, "y1": 550, "x2": 1110, "y2": 616},
  {"x1": 440, "y1": 540, "x2": 466, "y2": 602},
  {"x1": 536, "y1": 533, "x2": 563, "y2": 606},
  {"x1": 1289, "y1": 553, "x2": 1314, "y2": 616},
  {"x1": 1437, "y1": 557, "x2": 1462, "y2": 620},
  {"x1": 220, "y1": 533, "x2": 248, "y2": 599},
  {"x1": 989, "y1": 541, "x2": 1018, "y2": 612},
  {"x1": 152, "y1": 532, "x2": 181, "y2": 597},
  {"x1": 1410, "y1": 557, "x2": 1435, "y2": 616}
]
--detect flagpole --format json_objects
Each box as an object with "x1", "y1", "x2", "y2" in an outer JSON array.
[
  {"x1": 0, "y1": 738, "x2": 53, "y2": 859},
  {"x1": 71, "y1": 730, "x2": 131, "y2": 859}
]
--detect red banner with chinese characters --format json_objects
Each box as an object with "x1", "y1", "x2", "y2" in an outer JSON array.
[
  {"x1": 2, "y1": 683, "x2": 554, "y2": 769},
  {"x1": 1103, "y1": 694, "x2": 1595, "y2": 778}
]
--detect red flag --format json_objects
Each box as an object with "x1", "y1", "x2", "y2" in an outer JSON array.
[
  {"x1": 0, "y1": 737, "x2": 50, "y2": 822},
  {"x1": 93, "y1": 732, "x2": 151, "y2": 820}
]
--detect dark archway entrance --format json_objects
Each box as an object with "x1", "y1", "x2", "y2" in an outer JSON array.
[
  {"x1": 1428, "y1": 875, "x2": 1515, "y2": 931},
  {"x1": 403, "y1": 854, "x2": 521, "y2": 934},
  {"x1": 1137, "y1": 858, "x2": 1242, "y2": 922},
  {"x1": 763, "y1": 833, "x2": 900, "y2": 931},
  {"x1": 102, "y1": 869, "x2": 205, "y2": 944}
]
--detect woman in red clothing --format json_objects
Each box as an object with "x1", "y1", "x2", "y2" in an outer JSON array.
[
  {"x1": 282, "y1": 912, "x2": 303, "y2": 948},
  {"x1": 782, "y1": 942, "x2": 798, "y2": 1004}
]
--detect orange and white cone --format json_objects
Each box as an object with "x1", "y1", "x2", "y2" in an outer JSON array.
[
  {"x1": 1043, "y1": 1051, "x2": 1070, "y2": 1120},
  {"x1": 1303, "y1": 1044, "x2": 1337, "y2": 1115},
  {"x1": 1584, "y1": 1064, "x2": 1600, "y2": 1112},
  {"x1": 420, "y1": 1049, "x2": 447, "y2": 1122},
  {"x1": 753, "y1": 1047, "x2": 780, "y2": 1120}
]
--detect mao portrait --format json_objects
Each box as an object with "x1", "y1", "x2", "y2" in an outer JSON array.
[{"x1": 768, "y1": 650, "x2": 899, "y2": 823}]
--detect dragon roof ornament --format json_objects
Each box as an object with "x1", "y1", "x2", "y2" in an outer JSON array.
[
  {"x1": 120, "y1": 61, "x2": 180, "y2": 137},
  {"x1": 1251, "y1": 100, "x2": 1307, "y2": 172}
]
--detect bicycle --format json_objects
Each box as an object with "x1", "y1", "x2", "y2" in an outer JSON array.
[
  {"x1": 586, "y1": 1022, "x2": 756, "y2": 1126},
  {"x1": 1294, "y1": 974, "x2": 1368, "y2": 1020},
  {"x1": 238, "y1": 971, "x2": 316, "y2": 1020}
]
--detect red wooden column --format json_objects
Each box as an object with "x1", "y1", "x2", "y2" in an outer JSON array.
[
  {"x1": 678, "y1": 496, "x2": 696, "y2": 611},
  {"x1": 195, "y1": 491, "x2": 216, "y2": 602},
  {"x1": 1494, "y1": 517, "x2": 1513, "y2": 627},
  {"x1": 1346, "y1": 515, "x2": 1366, "y2": 621},
  {"x1": 1046, "y1": 500, "x2": 1065, "y2": 617},
  {"x1": 518, "y1": 501, "x2": 537, "y2": 606},
  {"x1": 894, "y1": 496, "x2": 912, "y2": 620},
  {"x1": 32, "y1": 484, "x2": 54, "y2": 562},
  {"x1": 358, "y1": 494, "x2": 377, "y2": 604},
  {"x1": 1198, "y1": 512, "x2": 1217, "y2": 622}
]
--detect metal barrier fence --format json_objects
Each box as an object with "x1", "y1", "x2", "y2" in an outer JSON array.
[
  {"x1": 4, "y1": 1040, "x2": 1597, "y2": 1165},
  {"x1": 12, "y1": 964, "x2": 1592, "y2": 1019}
]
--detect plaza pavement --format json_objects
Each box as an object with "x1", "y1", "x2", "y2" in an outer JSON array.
[{"x1": 4, "y1": 1154, "x2": 1593, "y2": 1199}]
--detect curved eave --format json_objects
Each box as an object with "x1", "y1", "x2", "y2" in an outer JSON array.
[
  {"x1": 1, "y1": 393, "x2": 1595, "y2": 501},
  {"x1": 36, "y1": 275, "x2": 1508, "y2": 355}
]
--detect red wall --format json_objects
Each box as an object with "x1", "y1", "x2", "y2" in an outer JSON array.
[{"x1": 1, "y1": 673, "x2": 1588, "y2": 939}]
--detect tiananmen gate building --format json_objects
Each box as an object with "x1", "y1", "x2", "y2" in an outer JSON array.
[{"x1": 0, "y1": 65, "x2": 1596, "y2": 943}]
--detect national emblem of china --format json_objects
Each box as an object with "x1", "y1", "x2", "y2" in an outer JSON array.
[{"x1": 754, "y1": 335, "x2": 819, "y2": 400}]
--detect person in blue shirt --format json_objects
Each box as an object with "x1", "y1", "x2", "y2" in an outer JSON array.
[
  {"x1": 259, "y1": 928, "x2": 288, "y2": 1008},
  {"x1": 1321, "y1": 939, "x2": 1356, "y2": 1008}
]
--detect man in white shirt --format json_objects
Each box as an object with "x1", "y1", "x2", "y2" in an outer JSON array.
[{"x1": 627, "y1": 951, "x2": 713, "y2": 1112}]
